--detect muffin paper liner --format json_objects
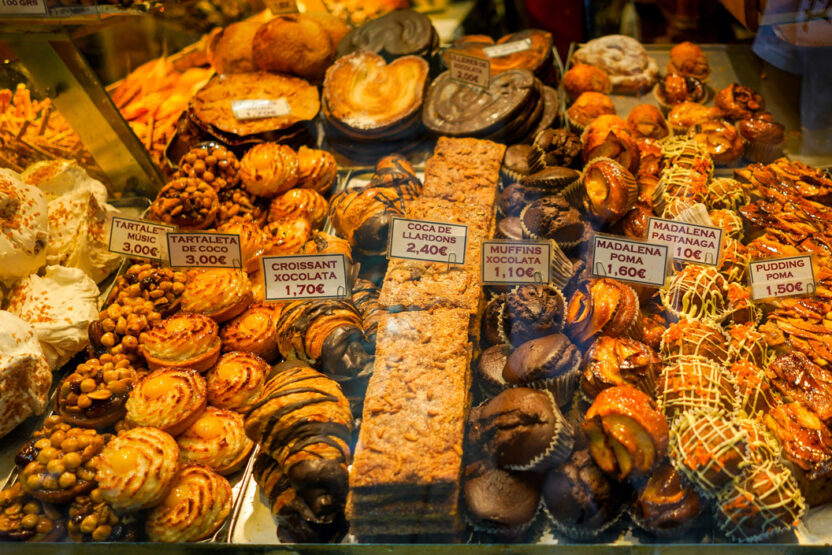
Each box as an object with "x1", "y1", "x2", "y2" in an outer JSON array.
[
  {"x1": 547, "y1": 240, "x2": 575, "y2": 291},
  {"x1": 527, "y1": 145, "x2": 546, "y2": 172},
  {"x1": 544, "y1": 502, "x2": 627, "y2": 541},
  {"x1": 651, "y1": 178, "x2": 667, "y2": 216},
  {"x1": 560, "y1": 177, "x2": 586, "y2": 212},
  {"x1": 673, "y1": 202, "x2": 714, "y2": 227},
  {"x1": 463, "y1": 498, "x2": 539, "y2": 538},
  {"x1": 744, "y1": 140, "x2": 783, "y2": 165},
  {"x1": 507, "y1": 389, "x2": 574, "y2": 472},
  {"x1": 500, "y1": 166, "x2": 527, "y2": 185},
  {"x1": 526, "y1": 358, "x2": 582, "y2": 408},
  {"x1": 652, "y1": 83, "x2": 673, "y2": 117},
  {"x1": 629, "y1": 504, "x2": 702, "y2": 539},
  {"x1": 566, "y1": 112, "x2": 588, "y2": 135}
]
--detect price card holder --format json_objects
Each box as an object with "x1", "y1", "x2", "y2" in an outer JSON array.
[
  {"x1": 748, "y1": 254, "x2": 816, "y2": 300},
  {"x1": 646, "y1": 217, "x2": 723, "y2": 266},
  {"x1": 262, "y1": 254, "x2": 350, "y2": 301},
  {"x1": 481, "y1": 240, "x2": 551, "y2": 285},
  {"x1": 231, "y1": 99, "x2": 291, "y2": 121},
  {"x1": 264, "y1": 0, "x2": 297, "y2": 14},
  {"x1": 109, "y1": 217, "x2": 173, "y2": 262},
  {"x1": 0, "y1": 0, "x2": 47, "y2": 15},
  {"x1": 387, "y1": 217, "x2": 468, "y2": 265},
  {"x1": 591, "y1": 233, "x2": 669, "y2": 288},
  {"x1": 447, "y1": 51, "x2": 490, "y2": 90},
  {"x1": 167, "y1": 232, "x2": 242, "y2": 269}
]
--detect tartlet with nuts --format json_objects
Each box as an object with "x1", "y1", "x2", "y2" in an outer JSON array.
[
  {"x1": 177, "y1": 144, "x2": 241, "y2": 193},
  {"x1": 55, "y1": 354, "x2": 141, "y2": 429},
  {"x1": 0, "y1": 483, "x2": 66, "y2": 542},
  {"x1": 68, "y1": 489, "x2": 140, "y2": 542},
  {"x1": 15, "y1": 416, "x2": 111, "y2": 504},
  {"x1": 147, "y1": 177, "x2": 219, "y2": 230}
]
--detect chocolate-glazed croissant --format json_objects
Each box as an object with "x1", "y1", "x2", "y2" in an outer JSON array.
[
  {"x1": 253, "y1": 453, "x2": 348, "y2": 543},
  {"x1": 329, "y1": 185, "x2": 408, "y2": 255},
  {"x1": 350, "y1": 279, "x2": 386, "y2": 348},
  {"x1": 246, "y1": 364, "x2": 353, "y2": 542}
]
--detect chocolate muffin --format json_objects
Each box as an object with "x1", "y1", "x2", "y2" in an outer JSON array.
[
  {"x1": 519, "y1": 167, "x2": 581, "y2": 193},
  {"x1": 502, "y1": 144, "x2": 541, "y2": 182},
  {"x1": 477, "y1": 345, "x2": 510, "y2": 398},
  {"x1": 469, "y1": 387, "x2": 573, "y2": 471},
  {"x1": 462, "y1": 461, "x2": 542, "y2": 538},
  {"x1": 503, "y1": 334, "x2": 582, "y2": 406},
  {"x1": 631, "y1": 462, "x2": 703, "y2": 537},
  {"x1": 542, "y1": 448, "x2": 626, "y2": 539},
  {"x1": 502, "y1": 284, "x2": 566, "y2": 346},
  {"x1": 533, "y1": 128, "x2": 582, "y2": 168},
  {"x1": 499, "y1": 183, "x2": 541, "y2": 217},
  {"x1": 519, "y1": 195, "x2": 584, "y2": 246}
]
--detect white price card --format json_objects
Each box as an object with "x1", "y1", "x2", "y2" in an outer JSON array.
[
  {"x1": 262, "y1": 254, "x2": 350, "y2": 301},
  {"x1": 483, "y1": 38, "x2": 533, "y2": 58},
  {"x1": 387, "y1": 217, "x2": 468, "y2": 264},
  {"x1": 591, "y1": 234, "x2": 669, "y2": 287},
  {"x1": 447, "y1": 51, "x2": 490, "y2": 89},
  {"x1": 646, "y1": 217, "x2": 723, "y2": 266},
  {"x1": 0, "y1": 0, "x2": 46, "y2": 14},
  {"x1": 749, "y1": 255, "x2": 816, "y2": 300},
  {"x1": 167, "y1": 232, "x2": 242, "y2": 269},
  {"x1": 481, "y1": 240, "x2": 551, "y2": 285},
  {"x1": 265, "y1": 0, "x2": 298, "y2": 14},
  {"x1": 109, "y1": 217, "x2": 172, "y2": 261},
  {"x1": 231, "y1": 99, "x2": 291, "y2": 120}
]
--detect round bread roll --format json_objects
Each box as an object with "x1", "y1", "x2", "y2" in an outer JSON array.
[
  {"x1": 209, "y1": 19, "x2": 261, "y2": 74},
  {"x1": 252, "y1": 15, "x2": 335, "y2": 82},
  {"x1": 304, "y1": 12, "x2": 350, "y2": 47}
]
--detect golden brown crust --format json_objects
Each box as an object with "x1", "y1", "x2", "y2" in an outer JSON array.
[
  {"x1": 564, "y1": 63, "x2": 612, "y2": 100},
  {"x1": 583, "y1": 385, "x2": 669, "y2": 480},
  {"x1": 252, "y1": 15, "x2": 335, "y2": 82},
  {"x1": 667, "y1": 102, "x2": 722, "y2": 132},
  {"x1": 627, "y1": 104, "x2": 669, "y2": 140},
  {"x1": 668, "y1": 42, "x2": 710, "y2": 81},
  {"x1": 581, "y1": 157, "x2": 638, "y2": 224},
  {"x1": 125, "y1": 368, "x2": 207, "y2": 437},
  {"x1": 205, "y1": 351, "x2": 269, "y2": 413},
  {"x1": 220, "y1": 303, "x2": 280, "y2": 362},
  {"x1": 209, "y1": 19, "x2": 261, "y2": 74},
  {"x1": 145, "y1": 464, "x2": 232, "y2": 542},
  {"x1": 323, "y1": 52, "x2": 428, "y2": 132},
  {"x1": 239, "y1": 143, "x2": 299, "y2": 198},
  {"x1": 581, "y1": 116, "x2": 640, "y2": 175},
  {"x1": 95, "y1": 427, "x2": 180, "y2": 511},
  {"x1": 688, "y1": 119, "x2": 744, "y2": 165},
  {"x1": 181, "y1": 269, "x2": 253, "y2": 324},
  {"x1": 189, "y1": 72, "x2": 319, "y2": 137},
  {"x1": 567, "y1": 92, "x2": 616, "y2": 128},
  {"x1": 263, "y1": 217, "x2": 312, "y2": 256},
  {"x1": 296, "y1": 146, "x2": 338, "y2": 194},
  {"x1": 268, "y1": 188, "x2": 328, "y2": 229},
  {"x1": 215, "y1": 219, "x2": 267, "y2": 273},
  {"x1": 139, "y1": 313, "x2": 221, "y2": 373},
  {"x1": 177, "y1": 407, "x2": 254, "y2": 475}
]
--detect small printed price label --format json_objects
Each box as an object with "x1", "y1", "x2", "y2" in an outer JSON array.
[
  {"x1": 109, "y1": 217, "x2": 172, "y2": 261},
  {"x1": 387, "y1": 217, "x2": 468, "y2": 264},
  {"x1": 591, "y1": 234, "x2": 669, "y2": 287},
  {"x1": 646, "y1": 217, "x2": 723, "y2": 266},
  {"x1": 0, "y1": 0, "x2": 46, "y2": 14},
  {"x1": 265, "y1": 0, "x2": 297, "y2": 14},
  {"x1": 481, "y1": 240, "x2": 551, "y2": 285},
  {"x1": 231, "y1": 99, "x2": 291, "y2": 120},
  {"x1": 447, "y1": 51, "x2": 490, "y2": 89},
  {"x1": 167, "y1": 233, "x2": 242, "y2": 269},
  {"x1": 749, "y1": 255, "x2": 815, "y2": 300},
  {"x1": 262, "y1": 254, "x2": 349, "y2": 301},
  {"x1": 483, "y1": 38, "x2": 533, "y2": 58}
]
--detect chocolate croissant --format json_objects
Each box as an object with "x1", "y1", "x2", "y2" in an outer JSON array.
[
  {"x1": 245, "y1": 364, "x2": 353, "y2": 541},
  {"x1": 329, "y1": 185, "x2": 408, "y2": 255},
  {"x1": 350, "y1": 279, "x2": 387, "y2": 349}
]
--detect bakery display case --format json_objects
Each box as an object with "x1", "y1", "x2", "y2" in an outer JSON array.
[{"x1": 1, "y1": 0, "x2": 832, "y2": 551}]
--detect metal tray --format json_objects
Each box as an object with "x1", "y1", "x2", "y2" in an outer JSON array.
[{"x1": 564, "y1": 43, "x2": 830, "y2": 172}]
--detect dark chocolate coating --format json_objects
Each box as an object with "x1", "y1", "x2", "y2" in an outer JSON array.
[
  {"x1": 477, "y1": 344, "x2": 510, "y2": 397},
  {"x1": 542, "y1": 449, "x2": 625, "y2": 532},
  {"x1": 320, "y1": 325, "x2": 375, "y2": 381},
  {"x1": 422, "y1": 69, "x2": 536, "y2": 137},
  {"x1": 463, "y1": 462, "x2": 542, "y2": 531},
  {"x1": 468, "y1": 387, "x2": 559, "y2": 468},
  {"x1": 503, "y1": 144, "x2": 536, "y2": 176},
  {"x1": 520, "y1": 195, "x2": 584, "y2": 245},
  {"x1": 336, "y1": 10, "x2": 437, "y2": 61},
  {"x1": 499, "y1": 184, "x2": 542, "y2": 217},
  {"x1": 533, "y1": 128, "x2": 582, "y2": 168},
  {"x1": 504, "y1": 284, "x2": 565, "y2": 346},
  {"x1": 503, "y1": 333, "x2": 581, "y2": 384}
]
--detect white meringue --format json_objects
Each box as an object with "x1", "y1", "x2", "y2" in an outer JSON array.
[{"x1": 0, "y1": 168, "x2": 48, "y2": 283}]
